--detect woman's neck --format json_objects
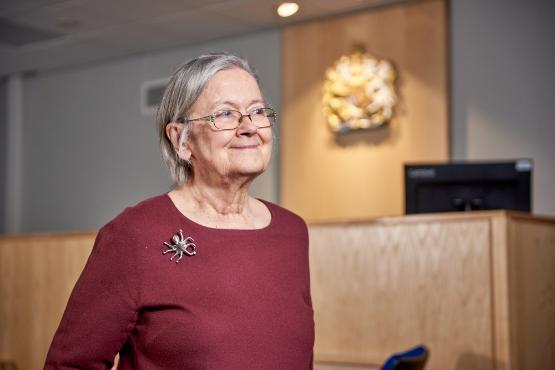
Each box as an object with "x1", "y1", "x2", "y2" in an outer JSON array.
[
  {"x1": 171, "y1": 170, "x2": 257, "y2": 215},
  {"x1": 168, "y1": 177, "x2": 270, "y2": 229},
  {"x1": 186, "y1": 181, "x2": 250, "y2": 215}
]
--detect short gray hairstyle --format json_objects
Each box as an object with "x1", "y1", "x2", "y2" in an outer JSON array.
[{"x1": 156, "y1": 52, "x2": 260, "y2": 186}]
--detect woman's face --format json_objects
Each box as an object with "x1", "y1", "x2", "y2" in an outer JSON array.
[{"x1": 184, "y1": 68, "x2": 273, "y2": 184}]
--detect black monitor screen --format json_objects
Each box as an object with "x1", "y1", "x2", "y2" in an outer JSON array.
[{"x1": 404, "y1": 160, "x2": 532, "y2": 214}]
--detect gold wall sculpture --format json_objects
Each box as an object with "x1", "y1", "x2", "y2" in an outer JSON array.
[
  {"x1": 323, "y1": 50, "x2": 398, "y2": 133},
  {"x1": 281, "y1": 0, "x2": 449, "y2": 222}
]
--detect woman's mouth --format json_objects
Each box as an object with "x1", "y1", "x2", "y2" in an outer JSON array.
[{"x1": 231, "y1": 144, "x2": 258, "y2": 149}]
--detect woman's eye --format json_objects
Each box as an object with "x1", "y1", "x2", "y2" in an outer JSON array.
[
  {"x1": 251, "y1": 108, "x2": 264, "y2": 116},
  {"x1": 216, "y1": 110, "x2": 233, "y2": 118}
]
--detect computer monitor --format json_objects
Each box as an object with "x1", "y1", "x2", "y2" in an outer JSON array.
[{"x1": 404, "y1": 160, "x2": 532, "y2": 214}]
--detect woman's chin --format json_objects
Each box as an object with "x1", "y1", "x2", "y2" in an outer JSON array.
[
  {"x1": 236, "y1": 166, "x2": 266, "y2": 178},
  {"x1": 227, "y1": 155, "x2": 269, "y2": 176},
  {"x1": 228, "y1": 162, "x2": 267, "y2": 178}
]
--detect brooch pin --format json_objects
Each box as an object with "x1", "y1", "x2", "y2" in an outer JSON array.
[{"x1": 162, "y1": 229, "x2": 196, "y2": 263}]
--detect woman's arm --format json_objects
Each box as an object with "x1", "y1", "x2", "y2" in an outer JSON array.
[{"x1": 44, "y1": 220, "x2": 140, "y2": 369}]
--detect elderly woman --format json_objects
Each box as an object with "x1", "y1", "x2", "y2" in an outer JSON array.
[{"x1": 44, "y1": 53, "x2": 315, "y2": 369}]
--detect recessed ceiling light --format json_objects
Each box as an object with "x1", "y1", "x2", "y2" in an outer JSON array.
[{"x1": 277, "y1": 2, "x2": 299, "y2": 18}]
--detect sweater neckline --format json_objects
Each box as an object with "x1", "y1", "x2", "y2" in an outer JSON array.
[{"x1": 163, "y1": 193, "x2": 275, "y2": 232}]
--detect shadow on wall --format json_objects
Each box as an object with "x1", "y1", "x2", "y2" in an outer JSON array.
[
  {"x1": 456, "y1": 352, "x2": 494, "y2": 370},
  {"x1": 333, "y1": 120, "x2": 396, "y2": 147}
]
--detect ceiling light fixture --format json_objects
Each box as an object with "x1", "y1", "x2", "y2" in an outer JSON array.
[{"x1": 277, "y1": 2, "x2": 299, "y2": 17}]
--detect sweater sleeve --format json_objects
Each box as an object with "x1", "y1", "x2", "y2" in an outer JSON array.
[{"x1": 44, "y1": 219, "x2": 141, "y2": 370}]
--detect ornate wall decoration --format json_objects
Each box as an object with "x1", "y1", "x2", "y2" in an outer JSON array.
[
  {"x1": 282, "y1": 0, "x2": 449, "y2": 222},
  {"x1": 323, "y1": 50, "x2": 398, "y2": 133}
]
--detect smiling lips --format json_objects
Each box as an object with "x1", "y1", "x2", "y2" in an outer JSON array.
[{"x1": 230, "y1": 144, "x2": 259, "y2": 149}]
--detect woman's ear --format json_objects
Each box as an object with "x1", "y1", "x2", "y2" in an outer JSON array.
[{"x1": 165, "y1": 122, "x2": 192, "y2": 161}]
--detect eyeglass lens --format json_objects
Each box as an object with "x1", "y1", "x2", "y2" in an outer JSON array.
[{"x1": 212, "y1": 108, "x2": 275, "y2": 130}]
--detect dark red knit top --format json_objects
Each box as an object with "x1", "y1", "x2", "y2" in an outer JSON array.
[{"x1": 44, "y1": 194, "x2": 314, "y2": 369}]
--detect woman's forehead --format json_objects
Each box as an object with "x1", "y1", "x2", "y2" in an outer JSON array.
[{"x1": 202, "y1": 68, "x2": 262, "y2": 101}]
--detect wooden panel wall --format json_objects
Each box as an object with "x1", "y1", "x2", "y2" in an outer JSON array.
[
  {"x1": 281, "y1": 0, "x2": 449, "y2": 222},
  {"x1": 309, "y1": 216, "x2": 495, "y2": 370},
  {"x1": 0, "y1": 233, "x2": 95, "y2": 370}
]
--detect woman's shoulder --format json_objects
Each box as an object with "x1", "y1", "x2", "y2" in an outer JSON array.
[
  {"x1": 259, "y1": 199, "x2": 307, "y2": 229},
  {"x1": 100, "y1": 193, "x2": 170, "y2": 236}
]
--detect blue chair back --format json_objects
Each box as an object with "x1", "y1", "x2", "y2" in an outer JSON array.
[{"x1": 380, "y1": 345, "x2": 429, "y2": 370}]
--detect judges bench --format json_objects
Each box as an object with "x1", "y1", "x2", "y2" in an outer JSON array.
[{"x1": 1, "y1": 211, "x2": 554, "y2": 370}]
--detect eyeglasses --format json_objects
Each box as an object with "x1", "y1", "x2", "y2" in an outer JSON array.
[{"x1": 178, "y1": 107, "x2": 276, "y2": 131}]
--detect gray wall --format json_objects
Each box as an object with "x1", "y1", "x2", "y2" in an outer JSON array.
[
  {"x1": 19, "y1": 30, "x2": 280, "y2": 233},
  {"x1": 451, "y1": 0, "x2": 555, "y2": 215},
  {"x1": 0, "y1": 79, "x2": 6, "y2": 233}
]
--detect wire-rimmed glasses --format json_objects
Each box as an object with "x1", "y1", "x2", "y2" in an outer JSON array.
[{"x1": 178, "y1": 107, "x2": 276, "y2": 131}]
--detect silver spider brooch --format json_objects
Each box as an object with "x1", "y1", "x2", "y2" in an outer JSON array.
[{"x1": 162, "y1": 229, "x2": 196, "y2": 263}]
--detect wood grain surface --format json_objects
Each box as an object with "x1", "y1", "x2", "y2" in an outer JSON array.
[
  {"x1": 308, "y1": 212, "x2": 555, "y2": 370},
  {"x1": 309, "y1": 217, "x2": 494, "y2": 370},
  {"x1": 0, "y1": 232, "x2": 95, "y2": 370},
  {"x1": 508, "y1": 219, "x2": 555, "y2": 370}
]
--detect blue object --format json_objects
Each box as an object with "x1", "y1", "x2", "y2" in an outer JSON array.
[{"x1": 381, "y1": 345, "x2": 429, "y2": 370}]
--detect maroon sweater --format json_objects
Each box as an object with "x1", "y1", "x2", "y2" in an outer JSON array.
[{"x1": 44, "y1": 194, "x2": 314, "y2": 369}]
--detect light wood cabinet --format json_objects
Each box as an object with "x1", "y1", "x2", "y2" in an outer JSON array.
[{"x1": 310, "y1": 211, "x2": 555, "y2": 370}]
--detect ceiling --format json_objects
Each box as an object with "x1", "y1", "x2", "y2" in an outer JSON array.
[{"x1": 0, "y1": 0, "x2": 403, "y2": 77}]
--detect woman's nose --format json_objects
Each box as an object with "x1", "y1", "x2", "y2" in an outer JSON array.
[{"x1": 236, "y1": 115, "x2": 258, "y2": 135}]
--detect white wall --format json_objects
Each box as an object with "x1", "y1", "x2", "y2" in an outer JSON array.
[
  {"x1": 451, "y1": 0, "x2": 555, "y2": 215},
  {"x1": 18, "y1": 30, "x2": 280, "y2": 233}
]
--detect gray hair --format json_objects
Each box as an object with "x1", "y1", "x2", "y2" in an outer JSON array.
[{"x1": 156, "y1": 52, "x2": 260, "y2": 186}]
